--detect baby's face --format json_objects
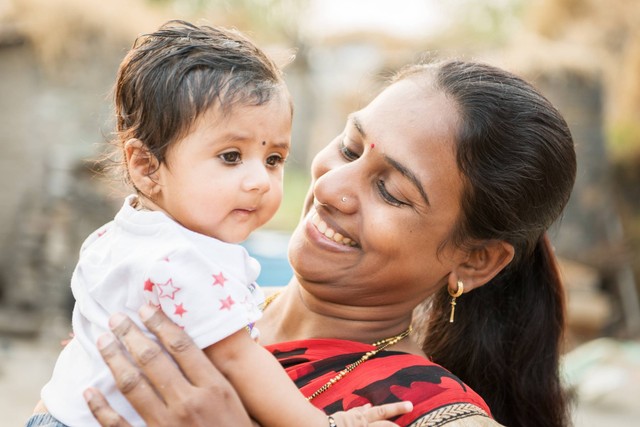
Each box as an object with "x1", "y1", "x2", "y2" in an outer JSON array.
[{"x1": 153, "y1": 91, "x2": 292, "y2": 243}]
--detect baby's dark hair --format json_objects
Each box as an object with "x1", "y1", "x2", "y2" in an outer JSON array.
[{"x1": 113, "y1": 19, "x2": 286, "y2": 182}]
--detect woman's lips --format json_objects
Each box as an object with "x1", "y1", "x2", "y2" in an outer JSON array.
[{"x1": 310, "y1": 211, "x2": 358, "y2": 247}]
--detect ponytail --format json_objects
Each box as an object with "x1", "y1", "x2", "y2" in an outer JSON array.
[{"x1": 421, "y1": 234, "x2": 569, "y2": 427}]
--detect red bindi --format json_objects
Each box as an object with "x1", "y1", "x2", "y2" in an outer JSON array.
[{"x1": 370, "y1": 143, "x2": 375, "y2": 149}]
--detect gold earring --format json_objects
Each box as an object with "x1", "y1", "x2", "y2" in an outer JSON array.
[{"x1": 448, "y1": 280, "x2": 464, "y2": 323}]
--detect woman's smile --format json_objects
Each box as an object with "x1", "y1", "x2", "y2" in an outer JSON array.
[
  {"x1": 311, "y1": 210, "x2": 358, "y2": 247},
  {"x1": 304, "y1": 207, "x2": 360, "y2": 251}
]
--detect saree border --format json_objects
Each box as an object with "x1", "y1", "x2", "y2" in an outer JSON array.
[{"x1": 408, "y1": 403, "x2": 490, "y2": 427}]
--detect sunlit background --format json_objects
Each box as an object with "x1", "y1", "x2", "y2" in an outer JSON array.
[{"x1": 1, "y1": 0, "x2": 639, "y2": 425}]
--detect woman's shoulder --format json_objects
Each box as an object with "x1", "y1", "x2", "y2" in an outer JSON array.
[{"x1": 370, "y1": 351, "x2": 493, "y2": 425}]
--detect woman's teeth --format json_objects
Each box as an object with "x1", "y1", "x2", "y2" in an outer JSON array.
[{"x1": 311, "y1": 213, "x2": 357, "y2": 247}]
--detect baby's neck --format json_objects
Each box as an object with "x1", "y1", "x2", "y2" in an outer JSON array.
[
  {"x1": 132, "y1": 194, "x2": 185, "y2": 229},
  {"x1": 132, "y1": 194, "x2": 159, "y2": 212}
]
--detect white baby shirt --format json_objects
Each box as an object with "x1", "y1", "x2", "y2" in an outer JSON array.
[{"x1": 41, "y1": 196, "x2": 264, "y2": 426}]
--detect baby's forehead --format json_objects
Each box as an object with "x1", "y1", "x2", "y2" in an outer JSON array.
[
  {"x1": 208, "y1": 86, "x2": 292, "y2": 120},
  {"x1": 183, "y1": 92, "x2": 292, "y2": 138}
]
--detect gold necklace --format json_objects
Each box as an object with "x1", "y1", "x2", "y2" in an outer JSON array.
[
  {"x1": 261, "y1": 291, "x2": 412, "y2": 401},
  {"x1": 261, "y1": 290, "x2": 281, "y2": 310},
  {"x1": 305, "y1": 325, "x2": 412, "y2": 401}
]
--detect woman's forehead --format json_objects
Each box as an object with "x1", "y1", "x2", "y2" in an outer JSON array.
[
  {"x1": 346, "y1": 81, "x2": 462, "y2": 211},
  {"x1": 356, "y1": 79, "x2": 458, "y2": 144}
]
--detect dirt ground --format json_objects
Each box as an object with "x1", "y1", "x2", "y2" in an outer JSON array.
[{"x1": 3, "y1": 332, "x2": 640, "y2": 427}]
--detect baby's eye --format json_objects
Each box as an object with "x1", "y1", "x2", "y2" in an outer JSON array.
[
  {"x1": 219, "y1": 151, "x2": 241, "y2": 164},
  {"x1": 266, "y1": 154, "x2": 286, "y2": 167}
]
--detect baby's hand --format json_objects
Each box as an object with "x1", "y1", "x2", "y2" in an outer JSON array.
[
  {"x1": 60, "y1": 332, "x2": 74, "y2": 347},
  {"x1": 329, "y1": 401, "x2": 413, "y2": 427}
]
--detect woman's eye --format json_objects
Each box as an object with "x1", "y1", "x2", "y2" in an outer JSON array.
[
  {"x1": 266, "y1": 154, "x2": 285, "y2": 167},
  {"x1": 219, "y1": 151, "x2": 241, "y2": 164},
  {"x1": 339, "y1": 140, "x2": 360, "y2": 161},
  {"x1": 377, "y1": 180, "x2": 405, "y2": 207}
]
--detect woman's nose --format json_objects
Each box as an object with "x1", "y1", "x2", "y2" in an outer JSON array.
[{"x1": 313, "y1": 161, "x2": 358, "y2": 212}]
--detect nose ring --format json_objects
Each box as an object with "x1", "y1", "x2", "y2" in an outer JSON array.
[{"x1": 341, "y1": 196, "x2": 347, "y2": 203}]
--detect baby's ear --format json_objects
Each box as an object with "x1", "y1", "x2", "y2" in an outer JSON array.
[{"x1": 124, "y1": 139, "x2": 161, "y2": 197}]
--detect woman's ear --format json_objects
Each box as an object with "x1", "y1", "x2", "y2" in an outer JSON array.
[
  {"x1": 450, "y1": 240, "x2": 515, "y2": 293},
  {"x1": 124, "y1": 139, "x2": 161, "y2": 198}
]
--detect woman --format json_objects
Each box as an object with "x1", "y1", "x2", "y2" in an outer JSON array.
[{"x1": 85, "y1": 59, "x2": 576, "y2": 427}]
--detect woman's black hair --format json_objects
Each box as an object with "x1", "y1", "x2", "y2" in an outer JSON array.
[{"x1": 398, "y1": 60, "x2": 576, "y2": 427}]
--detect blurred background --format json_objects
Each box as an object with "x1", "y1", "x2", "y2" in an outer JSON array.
[{"x1": 1, "y1": 0, "x2": 639, "y2": 425}]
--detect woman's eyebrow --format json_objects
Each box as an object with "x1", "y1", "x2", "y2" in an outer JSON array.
[
  {"x1": 350, "y1": 113, "x2": 430, "y2": 207},
  {"x1": 384, "y1": 154, "x2": 431, "y2": 207},
  {"x1": 349, "y1": 114, "x2": 367, "y2": 138}
]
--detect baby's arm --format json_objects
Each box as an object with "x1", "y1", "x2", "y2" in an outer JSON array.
[
  {"x1": 204, "y1": 330, "x2": 324, "y2": 426},
  {"x1": 203, "y1": 330, "x2": 411, "y2": 427}
]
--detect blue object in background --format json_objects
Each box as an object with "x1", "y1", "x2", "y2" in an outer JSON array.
[{"x1": 241, "y1": 230, "x2": 293, "y2": 287}]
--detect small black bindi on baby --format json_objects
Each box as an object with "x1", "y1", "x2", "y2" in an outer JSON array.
[{"x1": 262, "y1": 141, "x2": 266, "y2": 146}]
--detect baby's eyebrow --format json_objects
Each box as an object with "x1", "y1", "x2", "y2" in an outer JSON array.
[
  {"x1": 268, "y1": 141, "x2": 291, "y2": 150},
  {"x1": 218, "y1": 133, "x2": 289, "y2": 149}
]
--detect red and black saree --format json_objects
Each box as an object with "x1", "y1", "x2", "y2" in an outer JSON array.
[{"x1": 267, "y1": 339, "x2": 494, "y2": 427}]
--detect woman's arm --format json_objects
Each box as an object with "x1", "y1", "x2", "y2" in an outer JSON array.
[{"x1": 85, "y1": 305, "x2": 253, "y2": 427}]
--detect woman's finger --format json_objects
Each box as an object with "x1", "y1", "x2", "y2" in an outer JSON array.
[
  {"x1": 135, "y1": 307, "x2": 254, "y2": 426},
  {"x1": 99, "y1": 315, "x2": 253, "y2": 427},
  {"x1": 84, "y1": 387, "x2": 133, "y2": 427},
  {"x1": 362, "y1": 401, "x2": 414, "y2": 423},
  {"x1": 332, "y1": 401, "x2": 412, "y2": 427},
  {"x1": 96, "y1": 332, "x2": 168, "y2": 424},
  {"x1": 109, "y1": 311, "x2": 194, "y2": 404},
  {"x1": 136, "y1": 305, "x2": 232, "y2": 389}
]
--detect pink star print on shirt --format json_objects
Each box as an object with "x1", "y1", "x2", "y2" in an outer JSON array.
[
  {"x1": 174, "y1": 303, "x2": 187, "y2": 317},
  {"x1": 212, "y1": 272, "x2": 227, "y2": 287},
  {"x1": 156, "y1": 278, "x2": 181, "y2": 300},
  {"x1": 219, "y1": 296, "x2": 234, "y2": 310}
]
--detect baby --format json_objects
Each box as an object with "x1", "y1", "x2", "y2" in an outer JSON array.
[{"x1": 28, "y1": 20, "x2": 408, "y2": 427}]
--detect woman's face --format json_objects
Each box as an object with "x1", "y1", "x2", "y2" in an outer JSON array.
[{"x1": 288, "y1": 77, "x2": 467, "y2": 307}]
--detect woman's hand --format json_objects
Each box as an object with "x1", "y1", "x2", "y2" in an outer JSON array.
[
  {"x1": 84, "y1": 305, "x2": 253, "y2": 427},
  {"x1": 331, "y1": 402, "x2": 414, "y2": 427}
]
